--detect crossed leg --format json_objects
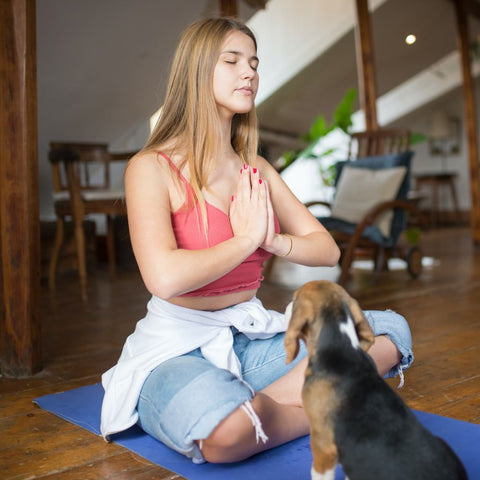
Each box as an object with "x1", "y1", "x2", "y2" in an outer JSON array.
[{"x1": 199, "y1": 335, "x2": 400, "y2": 463}]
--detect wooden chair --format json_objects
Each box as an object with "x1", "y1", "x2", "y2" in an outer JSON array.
[
  {"x1": 48, "y1": 142, "x2": 134, "y2": 300},
  {"x1": 313, "y1": 129, "x2": 427, "y2": 287},
  {"x1": 348, "y1": 128, "x2": 411, "y2": 158}
]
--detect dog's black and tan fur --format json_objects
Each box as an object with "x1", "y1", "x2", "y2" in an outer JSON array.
[{"x1": 285, "y1": 280, "x2": 467, "y2": 480}]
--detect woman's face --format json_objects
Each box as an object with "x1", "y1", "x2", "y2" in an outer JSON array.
[{"x1": 213, "y1": 30, "x2": 259, "y2": 120}]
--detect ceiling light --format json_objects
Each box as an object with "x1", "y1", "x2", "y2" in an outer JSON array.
[{"x1": 405, "y1": 34, "x2": 417, "y2": 45}]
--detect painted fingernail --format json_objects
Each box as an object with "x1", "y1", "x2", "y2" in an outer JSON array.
[
  {"x1": 259, "y1": 179, "x2": 263, "y2": 184},
  {"x1": 253, "y1": 168, "x2": 258, "y2": 174},
  {"x1": 231, "y1": 195, "x2": 234, "y2": 202},
  {"x1": 243, "y1": 163, "x2": 248, "y2": 170}
]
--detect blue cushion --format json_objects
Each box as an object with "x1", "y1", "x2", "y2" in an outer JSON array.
[{"x1": 320, "y1": 217, "x2": 396, "y2": 248}]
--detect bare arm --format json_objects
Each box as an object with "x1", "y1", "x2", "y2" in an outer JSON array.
[
  {"x1": 125, "y1": 153, "x2": 270, "y2": 299},
  {"x1": 258, "y1": 157, "x2": 340, "y2": 267}
]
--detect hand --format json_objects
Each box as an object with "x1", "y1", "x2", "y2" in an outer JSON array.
[
  {"x1": 229, "y1": 165, "x2": 269, "y2": 250},
  {"x1": 260, "y1": 180, "x2": 277, "y2": 252}
]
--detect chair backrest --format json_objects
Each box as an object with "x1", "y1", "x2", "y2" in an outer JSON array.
[
  {"x1": 348, "y1": 129, "x2": 410, "y2": 159},
  {"x1": 49, "y1": 142, "x2": 112, "y2": 194},
  {"x1": 334, "y1": 150, "x2": 414, "y2": 244}
]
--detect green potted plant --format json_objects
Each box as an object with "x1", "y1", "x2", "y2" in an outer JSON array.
[{"x1": 277, "y1": 88, "x2": 357, "y2": 185}]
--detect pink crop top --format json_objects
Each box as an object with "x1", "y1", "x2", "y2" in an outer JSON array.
[{"x1": 159, "y1": 152, "x2": 280, "y2": 297}]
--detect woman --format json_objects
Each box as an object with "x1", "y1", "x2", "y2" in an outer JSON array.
[{"x1": 100, "y1": 17, "x2": 413, "y2": 464}]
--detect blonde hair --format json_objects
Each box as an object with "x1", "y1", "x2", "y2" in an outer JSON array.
[{"x1": 142, "y1": 17, "x2": 259, "y2": 230}]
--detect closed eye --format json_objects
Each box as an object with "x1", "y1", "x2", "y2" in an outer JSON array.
[{"x1": 220, "y1": 51, "x2": 258, "y2": 71}]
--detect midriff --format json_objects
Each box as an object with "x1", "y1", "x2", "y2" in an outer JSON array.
[{"x1": 167, "y1": 288, "x2": 258, "y2": 311}]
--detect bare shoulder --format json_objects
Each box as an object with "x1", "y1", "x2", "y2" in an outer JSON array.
[
  {"x1": 255, "y1": 155, "x2": 287, "y2": 191},
  {"x1": 255, "y1": 155, "x2": 280, "y2": 180},
  {"x1": 127, "y1": 149, "x2": 163, "y2": 176},
  {"x1": 125, "y1": 148, "x2": 187, "y2": 212},
  {"x1": 256, "y1": 154, "x2": 302, "y2": 208},
  {"x1": 125, "y1": 149, "x2": 174, "y2": 188},
  {"x1": 124, "y1": 150, "x2": 171, "y2": 205}
]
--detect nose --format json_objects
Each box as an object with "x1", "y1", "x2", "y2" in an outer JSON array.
[
  {"x1": 241, "y1": 70, "x2": 255, "y2": 84},
  {"x1": 241, "y1": 62, "x2": 256, "y2": 80}
]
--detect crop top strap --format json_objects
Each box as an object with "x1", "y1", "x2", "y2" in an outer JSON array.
[{"x1": 157, "y1": 151, "x2": 190, "y2": 188}]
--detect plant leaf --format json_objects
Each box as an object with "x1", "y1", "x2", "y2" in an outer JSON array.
[
  {"x1": 333, "y1": 88, "x2": 357, "y2": 133},
  {"x1": 410, "y1": 132, "x2": 427, "y2": 146},
  {"x1": 308, "y1": 115, "x2": 328, "y2": 140}
]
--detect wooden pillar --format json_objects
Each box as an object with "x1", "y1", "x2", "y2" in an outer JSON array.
[
  {"x1": 0, "y1": 0, "x2": 42, "y2": 376},
  {"x1": 220, "y1": 0, "x2": 238, "y2": 17},
  {"x1": 354, "y1": 0, "x2": 379, "y2": 131},
  {"x1": 453, "y1": 0, "x2": 480, "y2": 243}
]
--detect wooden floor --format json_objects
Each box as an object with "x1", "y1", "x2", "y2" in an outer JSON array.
[{"x1": 1, "y1": 226, "x2": 479, "y2": 479}]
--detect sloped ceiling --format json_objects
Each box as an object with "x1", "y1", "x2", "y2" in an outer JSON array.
[
  {"x1": 257, "y1": 0, "x2": 463, "y2": 136},
  {"x1": 36, "y1": 0, "x2": 480, "y2": 217},
  {"x1": 37, "y1": 0, "x2": 257, "y2": 144}
]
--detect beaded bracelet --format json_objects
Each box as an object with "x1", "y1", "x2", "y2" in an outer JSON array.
[{"x1": 280, "y1": 233, "x2": 293, "y2": 257}]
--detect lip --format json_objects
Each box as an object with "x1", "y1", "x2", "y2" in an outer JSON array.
[{"x1": 236, "y1": 86, "x2": 254, "y2": 95}]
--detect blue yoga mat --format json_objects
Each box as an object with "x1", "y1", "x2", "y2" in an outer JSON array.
[{"x1": 34, "y1": 383, "x2": 479, "y2": 480}]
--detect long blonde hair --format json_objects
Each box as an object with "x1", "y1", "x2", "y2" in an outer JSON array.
[{"x1": 143, "y1": 17, "x2": 259, "y2": 228}]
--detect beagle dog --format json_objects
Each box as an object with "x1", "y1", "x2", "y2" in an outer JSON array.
[{"x1": 284, "y1": 280, "x2": 467, "y2": 480}]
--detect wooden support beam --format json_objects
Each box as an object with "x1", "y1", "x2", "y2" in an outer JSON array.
[
  {"x1": 244, "y1": 0, "x2": 267, "y2": 8},
  {"x1": 0, "y1": 0, "x2": 41, "y2": 376},
  {"x1": 354, "y1": 0, "x2": 379, "y2": 131},
  {"x1": 463, "y1": 0, "x2": 480, "y2": 20},
  {"x1": 452, "y1": 0, "x2": 480, "y2": 243},
  {"x1": 220, "y1": 0, "x2": 238, "y2": 17}
]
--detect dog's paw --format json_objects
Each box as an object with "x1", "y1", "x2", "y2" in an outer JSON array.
[{"x1": 311, "y1": 466, "x2": 335, "y2": 480}]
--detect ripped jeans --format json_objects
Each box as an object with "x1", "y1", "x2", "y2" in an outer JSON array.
[{"x1": 137, "y1": 309, "x2": 413, "y2": 463}]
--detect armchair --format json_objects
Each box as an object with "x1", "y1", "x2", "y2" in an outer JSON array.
[
  {"x1": 263, "y1": 129, "x2": 426, "y2": 288},
  {"x1": 312, "y1": 149, "x2": 426, "y2": 286}
]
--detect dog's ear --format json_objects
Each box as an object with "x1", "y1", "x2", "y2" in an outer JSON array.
[
  {"x1": 344, "y1": 294, "x2": 374, "y2": 351},
  {"x1": 284, "y1": 298, "x2": 310, "y2": 364}
]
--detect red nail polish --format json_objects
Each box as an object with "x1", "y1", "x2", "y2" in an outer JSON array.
[
  {"x1": 253, "y1": 168, "x2": 257, "y2": 174},
  {"x1": 231, "y1": 195, "x2": 234, "y2": 202},
  {"x1": 259, "y1": 179, "x2": 263, "y2": 184},
  {"x1": 243, "y1": 163, "x2": 248, "y2": 170}
]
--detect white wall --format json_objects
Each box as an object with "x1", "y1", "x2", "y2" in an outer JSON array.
[
  {"x1": 391, "y1": 82, "x2": 480, "y2": 212},
  {"x1": 280, "y1": 78, "x2": 480, "y2": 215}
]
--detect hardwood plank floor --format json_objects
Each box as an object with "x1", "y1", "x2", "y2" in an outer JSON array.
[{"x1": 1, "y1": 226, "x2": 479, "y2": 479}]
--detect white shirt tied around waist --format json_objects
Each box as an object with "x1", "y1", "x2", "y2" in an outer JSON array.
[{"x1": 100, "y1": 295, "x2": 288, "y2": 439}]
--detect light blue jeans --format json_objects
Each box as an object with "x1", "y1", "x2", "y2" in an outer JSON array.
[{"x1": 137, "y1": 309, "x2": 413, "y2": 462}]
